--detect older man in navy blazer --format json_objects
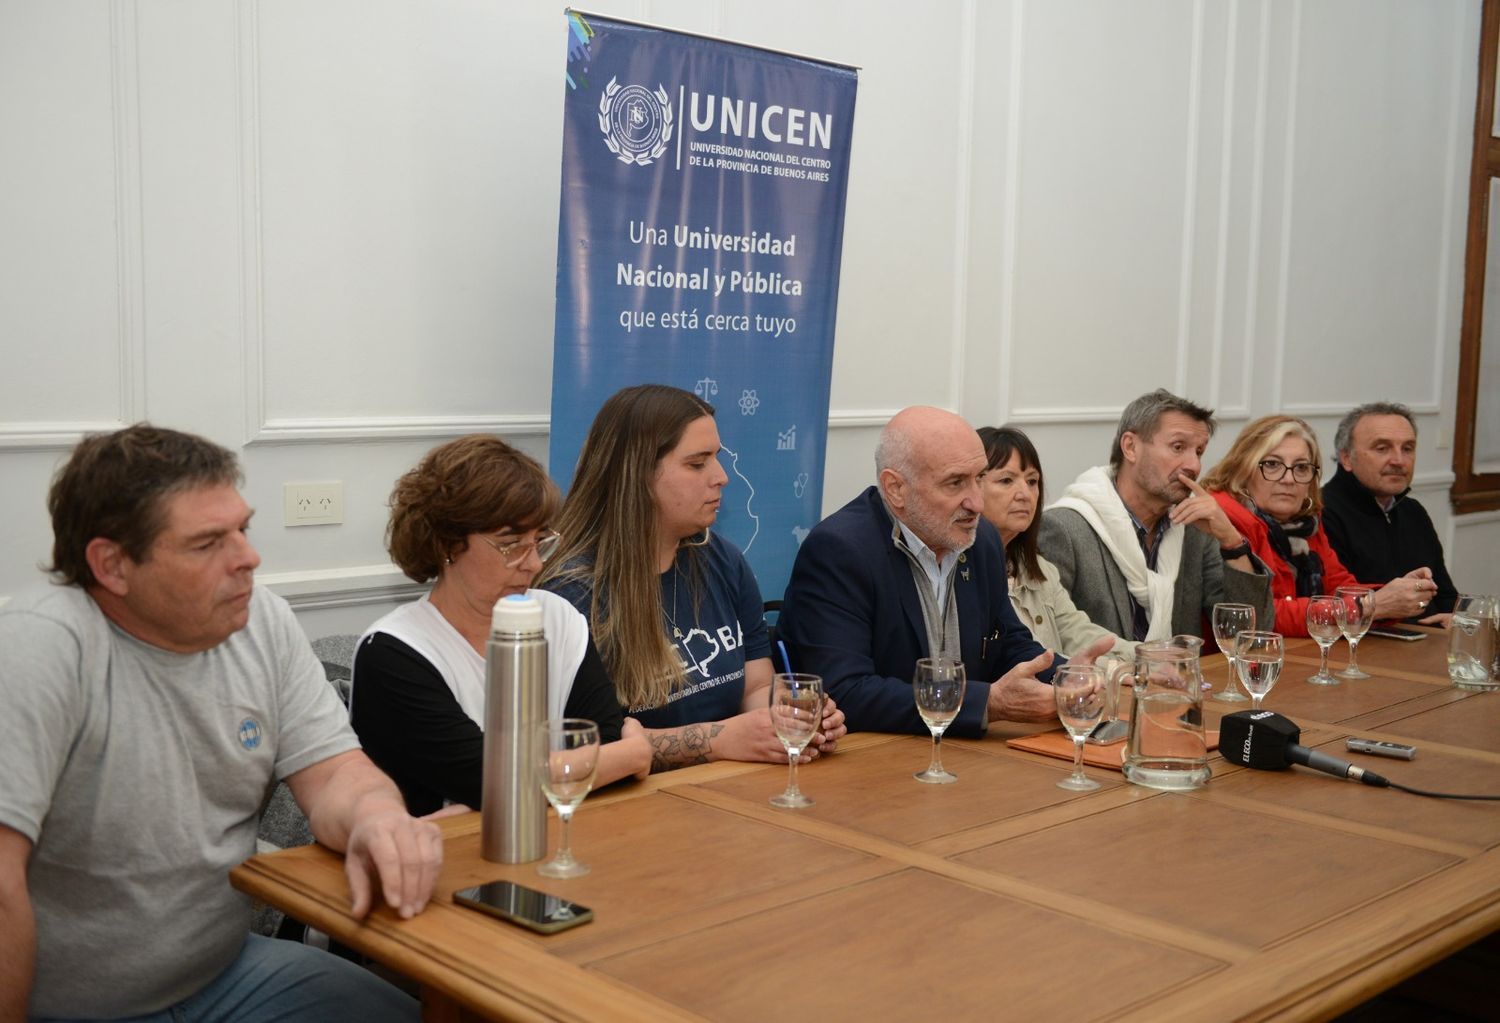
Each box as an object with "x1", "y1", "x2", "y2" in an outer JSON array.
[{"x1": 781, "y1": 407, "x2": 1111, "y2": 737}]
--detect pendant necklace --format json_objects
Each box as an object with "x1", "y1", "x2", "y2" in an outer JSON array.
[{"x1": 664, "y1": 570, "x2": 684, "y2": 639}]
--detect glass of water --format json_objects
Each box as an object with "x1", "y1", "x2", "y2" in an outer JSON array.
[
  {"x1": 536, "y1": 719, "x2": 600, "y2": 879},
  {"x1": 1305, "y1": 596, "x2": 1344, "y2": 686},
  {"x1": 1211, "y1": 602, "x2": 1256, "y2": 701},
  {"x1": 1335, "y1": 586, "x2": 1376, "y2": 680},
  {"x1": 769, "y1": 673, "x2": 825, "y2": 808},
  {"x1": 1235, "y1": 631, "x2": 1284, "y2": 710},
  {"x1": 1448, "y1": 595, "x2": 1498, "y2": 691},
  {"x1": 913, "y1": 657, "x2": 965, "y2": 784},
  {"x1": 1053, "y1": 664, "x2": 1106, "y2": 792}
]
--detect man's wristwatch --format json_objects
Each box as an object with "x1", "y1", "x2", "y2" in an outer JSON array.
[{"x1": 1219, "y1": 539, "x2": 1252, "y2": 561}]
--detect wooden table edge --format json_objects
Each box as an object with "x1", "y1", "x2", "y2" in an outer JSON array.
[{"x1": 230, "y1": 857, "x2": 702, "y2": 1023}]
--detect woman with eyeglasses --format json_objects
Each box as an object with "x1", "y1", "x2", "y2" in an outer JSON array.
[
  {"x1": 1199, "y1": 415, "x2": 1437, "y2": 636},
  {"x1": 539, "y1": 383, "x2": 845, "y2": 772},
  {"x1": 350, "y1": 435, "x2": 651, "y2": 815}
]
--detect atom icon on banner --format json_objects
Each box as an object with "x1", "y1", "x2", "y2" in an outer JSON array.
[{"x1": 738, "y1": 390, "x2": 760, "y2": 416}]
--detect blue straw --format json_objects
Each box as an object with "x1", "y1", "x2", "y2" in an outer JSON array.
[{"x1": 777, "y1": 640, "x2": 793, "y2": 675}]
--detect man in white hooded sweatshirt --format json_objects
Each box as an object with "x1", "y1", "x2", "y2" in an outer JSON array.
[{"x1": 1039, "y1": 389, "x2": 1273, "y2": 644}]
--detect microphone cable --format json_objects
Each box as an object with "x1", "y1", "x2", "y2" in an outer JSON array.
[
  {"x1": 1382, "y1": 780, "x2": 1500, "y2": 801},
  {"x1": 1301, "y1": 765, "x2": 1500, "y2": 800}
]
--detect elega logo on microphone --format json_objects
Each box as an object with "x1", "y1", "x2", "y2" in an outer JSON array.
[{"x1": 1242, "y1": 711, "x2": 1273, "y2": 758}]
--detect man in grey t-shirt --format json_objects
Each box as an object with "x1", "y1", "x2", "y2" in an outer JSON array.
[{"x1": 0, "y1": 425, "x2": 442, "y2": 1021}]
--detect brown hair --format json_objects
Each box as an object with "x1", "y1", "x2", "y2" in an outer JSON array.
[
  {"x1": 977, "y1": 425, "x2": 1045, "y2": 581},
  {"x1": 1110, "y1": 389, "x2": 1216, "y2": 471},
  {"x1": 386, "y1": 434, "x2": 560, "y2": 583},
  {"x1": 539, "y1": 384, "x2": 715, "y2": 710},
  {"x1": 47, "y1": 423, "x2": 241, "y2": 587},
  {"x1": 1200, "y1": 414, "x2": 1325, "y2": 515}
]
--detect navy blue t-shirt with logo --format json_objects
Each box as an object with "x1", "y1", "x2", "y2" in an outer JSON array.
[{"x1": 549, "y1": 532, "x2": 772, "y2": 728}]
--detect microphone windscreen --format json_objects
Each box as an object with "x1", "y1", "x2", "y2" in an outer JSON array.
[{"x1": 1219, "y1": 711, "x2": 1301, "y2": 770}]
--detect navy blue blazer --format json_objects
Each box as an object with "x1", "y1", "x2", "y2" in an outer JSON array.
[{"x1": 779, "y1": 487, "x2": 1053, "y2": 737}]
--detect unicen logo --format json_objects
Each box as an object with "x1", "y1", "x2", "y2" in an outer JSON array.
[
  {"x1": 599, "y1": 78, "x2": 673, "y2": 166},
  {"x1": 1250, "y1": 710, "x2": 1275, "y2": 720}
]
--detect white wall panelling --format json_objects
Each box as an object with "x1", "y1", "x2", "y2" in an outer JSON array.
[
  {"x1": 0, "y1": 0, "x2": 146, "y2": 451},
  {"x1": 1265, "y1": 0, "x2": 1302, "y2": 416},
  {"x1": 1, "y1": 1, "x2": 1495, "y2": 629},
  {"x1": 1275, "y1": 0, "x2": 1465, "y2": 417},
  {"x1": 238, "y1": 0, "x2": 570, "y2": 445},
  {"x1": 1006, "y1": 0, "x2": 1203, "y2": 421}
]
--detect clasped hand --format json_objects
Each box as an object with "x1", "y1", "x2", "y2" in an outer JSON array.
[
  {"x1": 1375, "y1": 568, "x2": 1441, "y2": 621},
  {"x1": 724, "y1": 697, "x2": 847, "y2": 763}
]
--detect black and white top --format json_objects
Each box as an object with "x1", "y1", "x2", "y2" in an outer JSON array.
[{"x1": 350, "y1": 591, "x2": 623, "y2": 815}]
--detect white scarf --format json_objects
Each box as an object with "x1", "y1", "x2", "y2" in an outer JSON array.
[
  {"x1": 353, "y1": 590, "x2": 586, "y2": 725},
  {"x1": 1050, "y1": 466, "x2": 1184, "y2": 641}
]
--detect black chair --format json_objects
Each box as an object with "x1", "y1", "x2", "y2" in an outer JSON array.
[
  {"x1": 764, "y1": 599, "x2": 785, "y2": 671},
  {"x1": 252, "y1": 634, "x2": 357, "y2": 938}
]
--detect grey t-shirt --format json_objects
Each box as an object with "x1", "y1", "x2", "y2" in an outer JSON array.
[{"x1": 0, "y1": 584, "x2": 359, "y2": 1018}]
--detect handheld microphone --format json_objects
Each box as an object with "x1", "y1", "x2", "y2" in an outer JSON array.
[{"x1": 1218, "y1": 711, "x2": 1390, "y2": 788}]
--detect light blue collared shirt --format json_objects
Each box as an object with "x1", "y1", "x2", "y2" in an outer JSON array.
[{"x1": 895, "y1": 518, "x2": 959, "y2": 618}]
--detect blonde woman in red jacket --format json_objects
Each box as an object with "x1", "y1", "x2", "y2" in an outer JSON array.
[{"x1": 1199, "y1": 415, "x2": 1436, "y2": 637}]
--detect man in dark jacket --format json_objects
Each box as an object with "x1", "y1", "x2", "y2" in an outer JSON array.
[
  {"x1": 1321, "y1": 402, "x2": 1456, "y2": 625},
  {"x1": 780, "y1": 406, "x2": 1110, "y2": 737}
]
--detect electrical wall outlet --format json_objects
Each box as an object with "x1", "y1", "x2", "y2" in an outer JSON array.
[{"x1": 284, "y1": 482, "x2": 343, "y2": 526}]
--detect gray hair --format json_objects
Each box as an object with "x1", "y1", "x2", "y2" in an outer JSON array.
[
  {"x1": 1109, "y1": 389, "x2": 1216, "y2": 470},
  {"x1": 875, "y1": 419, "x2": 917, "y2": 479},
  {"x1": 1333, "y1": 402, "x2": 1416, "y2": 457}
]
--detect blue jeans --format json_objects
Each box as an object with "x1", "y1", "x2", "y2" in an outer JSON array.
[{"x1": 34, "y1": 933, "x2": 419, "y2": 1023}]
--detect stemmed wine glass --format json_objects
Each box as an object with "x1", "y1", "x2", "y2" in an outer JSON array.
[
  {"x1": 1306, "y1": 595, "x2": 1345, "y2": 686},
  {"x1": 1235, "y1": 631, "x2": 1285, "y2": 710},
  {"x1": 536, "y1": 718, "x2": 600, "y2": 879},
  {"x1": 1335, "y1": 585, "x2": 1375, "y2": 679},
  {"x1": 1210, "y1": 602, "x2": 1255, "y2": 702},
  {"x1": 1053, "y1": 664, "x2": 1107, "y2": 792},
  {"x1": 913, "y1": 657, "x2": 965, "y2": 784},
  {"x1": 769, "y1": 673, "x2": 825, "y2": 808}
]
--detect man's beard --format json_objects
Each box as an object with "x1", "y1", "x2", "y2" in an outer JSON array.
[{"x1": 905, "y1": 500, "x2": 977, "y2": 556}]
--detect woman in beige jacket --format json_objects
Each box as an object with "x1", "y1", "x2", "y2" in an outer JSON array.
[{"x1": 979, "y1": 426, "x2": 1136, "y2": 662}]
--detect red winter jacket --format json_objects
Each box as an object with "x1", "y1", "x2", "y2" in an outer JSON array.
[{"x1": 1211, "y1": 491, "x2": 1371, "y2": 637}]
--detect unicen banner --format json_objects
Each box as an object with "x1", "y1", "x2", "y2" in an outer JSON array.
[{"x1": 550, "y1": 11, "x2": 858, "y2": 601}]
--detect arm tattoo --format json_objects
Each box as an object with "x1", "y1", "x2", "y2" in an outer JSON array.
[{"x1": 649, "y1": 722, "x2": 726, "y2": 772}]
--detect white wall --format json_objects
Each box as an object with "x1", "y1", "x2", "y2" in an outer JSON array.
[{"x1": 1, "y1": 0, "x2": 1494, "y2": 640}]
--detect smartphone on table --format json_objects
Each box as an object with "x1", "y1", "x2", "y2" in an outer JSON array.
[
  {"x1": 1367, "y1": 625, "x2": 1427, "y2": 641},
  {"x1": 453, "y1": 881, "x2": 593, "y2": 934}
]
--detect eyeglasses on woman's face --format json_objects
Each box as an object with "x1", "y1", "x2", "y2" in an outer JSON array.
[
  {"x1": 1256, "y1": 458, "x2": 1319, "y2": 484},
  {"x1": 477, "y1": 529, "x2": 562, "y2": 568}
]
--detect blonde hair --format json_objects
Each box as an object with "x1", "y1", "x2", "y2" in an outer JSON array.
[
  {"x1": 539, "y1": 384, "x2": 715, "y2": 711},
  {"x1": 1200, "y1": 414, "x2": 1325, "y2": 516}
]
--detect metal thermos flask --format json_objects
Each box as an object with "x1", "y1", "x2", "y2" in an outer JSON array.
[{"x1": 480, "y1": 593, "x2": 548, "y2": 863}]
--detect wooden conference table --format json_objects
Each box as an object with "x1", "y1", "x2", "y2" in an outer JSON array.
[{"x1": 232, "y1": 631, "x2": 1500, "y2": 1022}]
